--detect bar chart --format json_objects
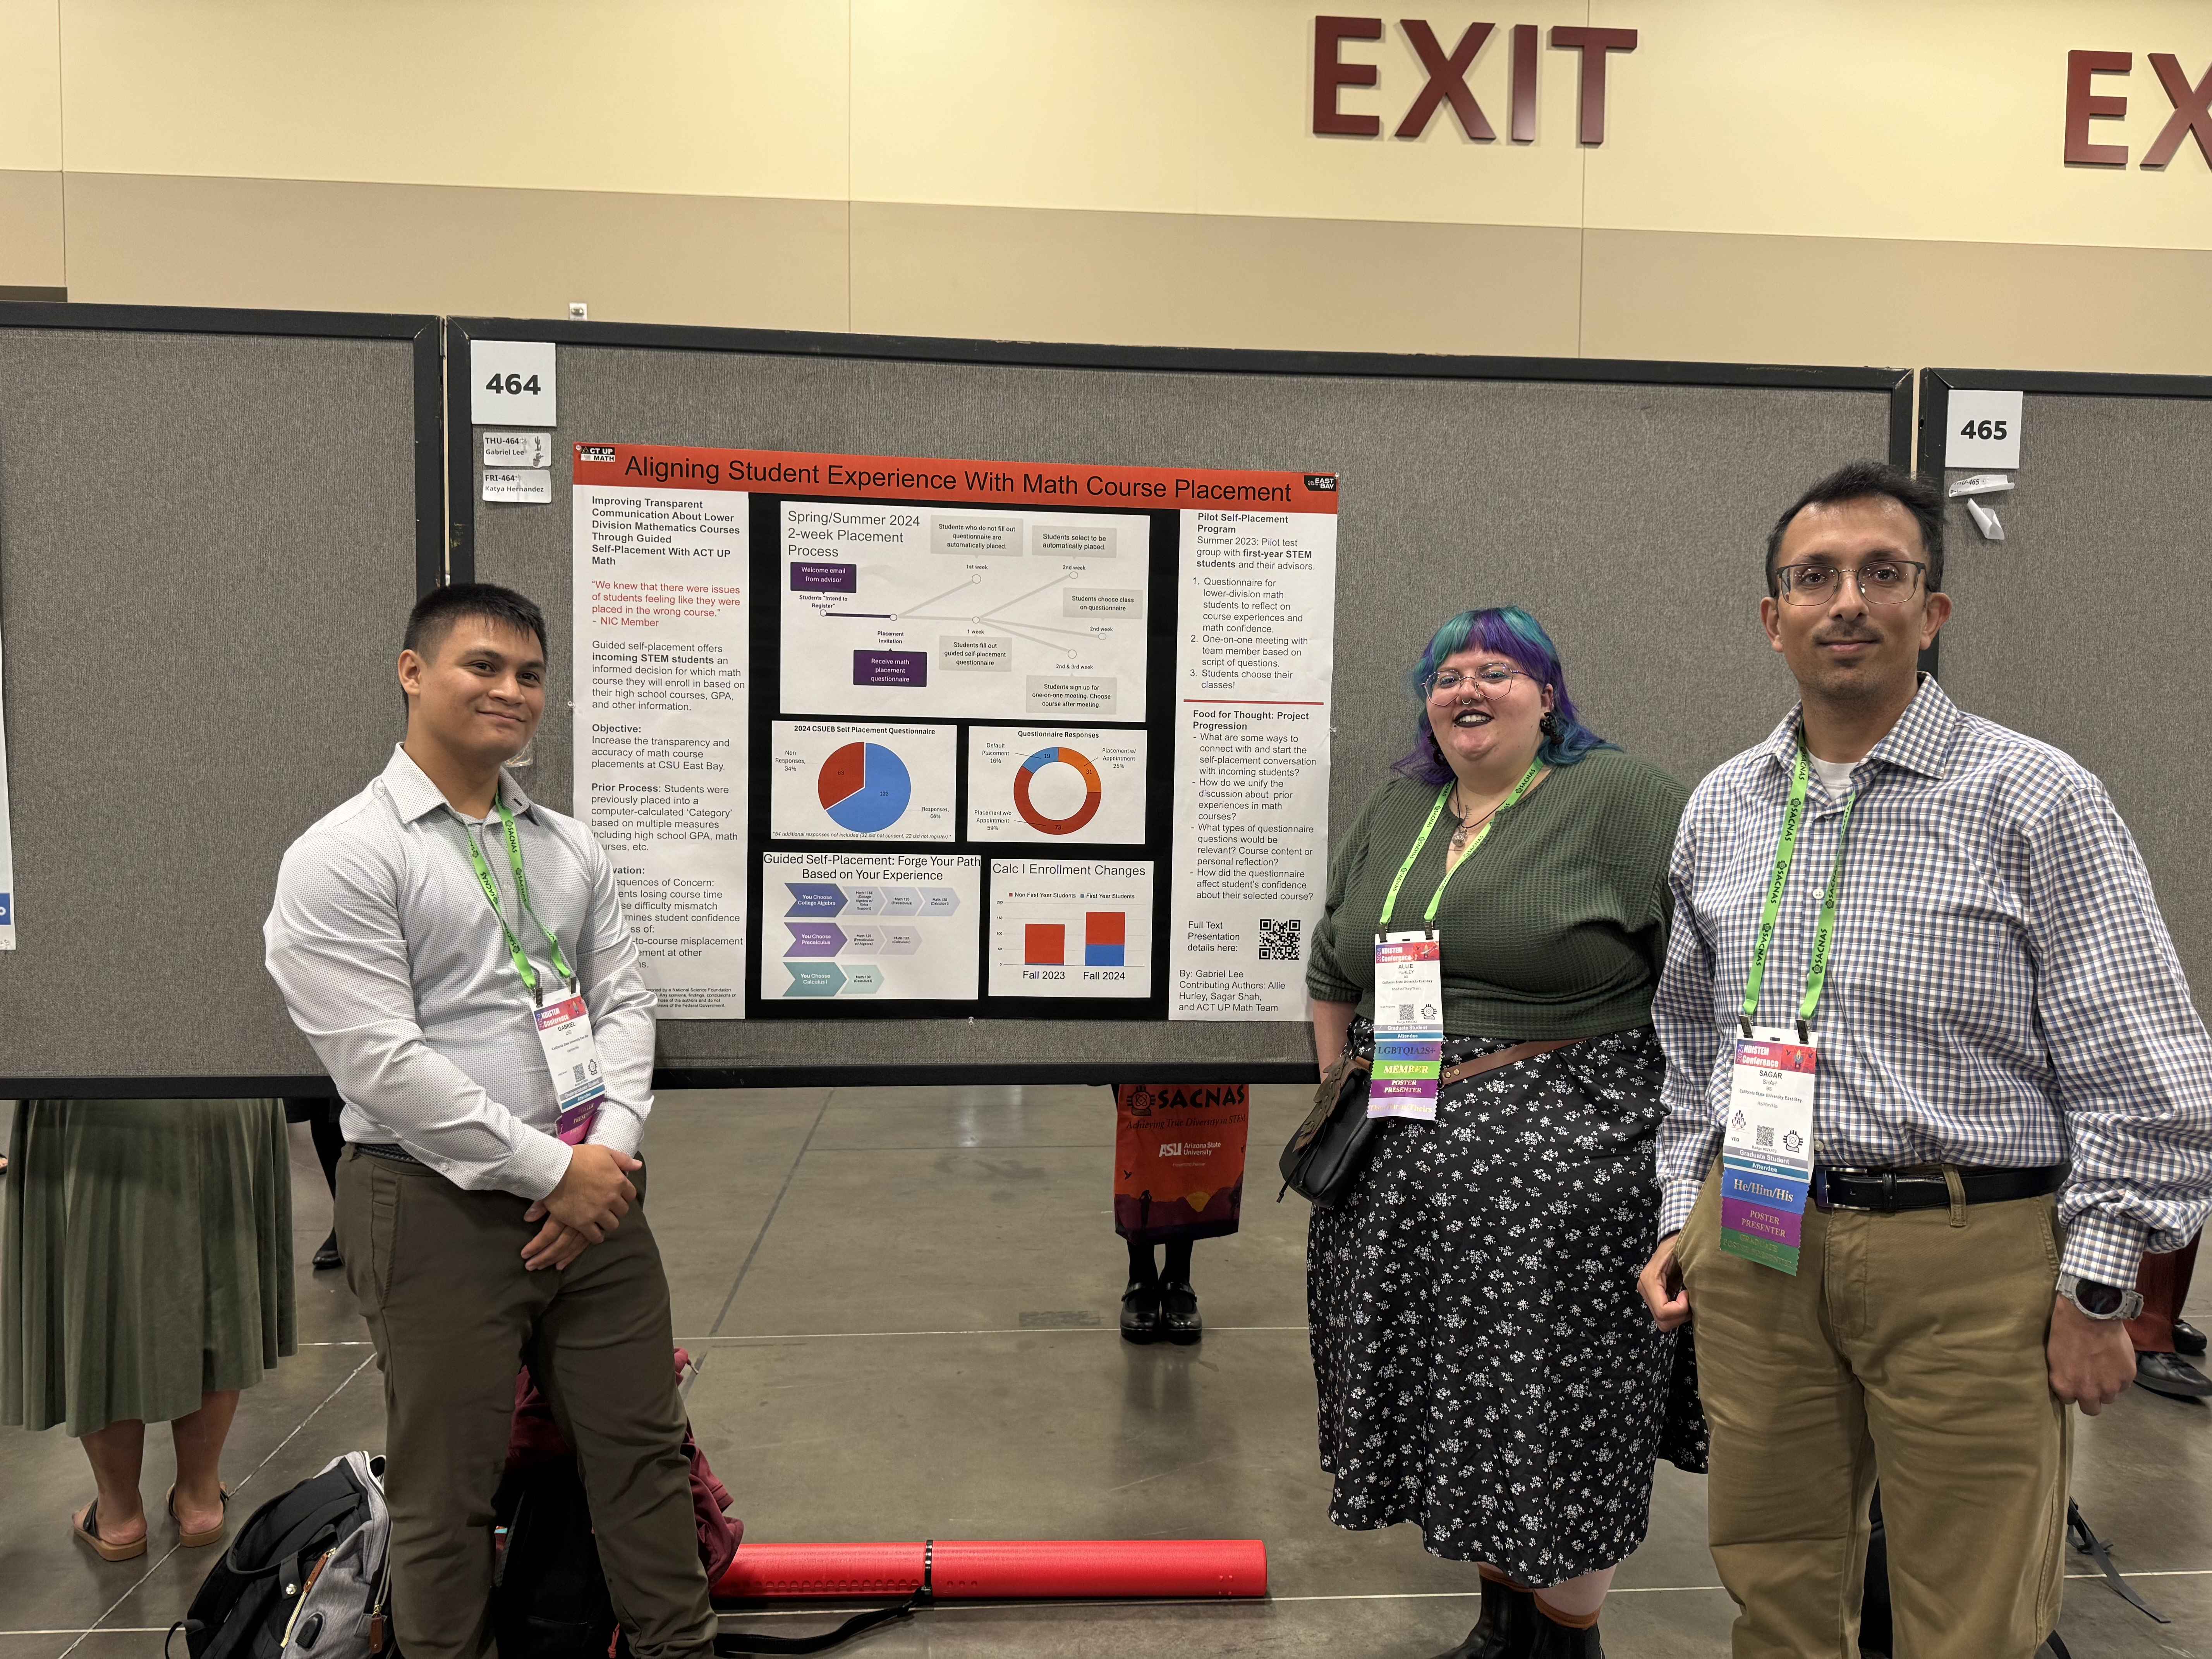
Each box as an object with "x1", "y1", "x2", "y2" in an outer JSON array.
[
  {"x1": 1022, "y1": 910, "x2": 1127, "y2": 968},
  {"x1": 989, "y1": 860, "x2": 1154, "y2": 998}
]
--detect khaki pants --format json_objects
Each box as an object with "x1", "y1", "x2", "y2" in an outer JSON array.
[
  {"x1": 1678, "y1": 1169, "x2": 2070, "y2": 1659},
  {"x1": 336, "y1": 1149, "x2": 714, "y2": 1659}
]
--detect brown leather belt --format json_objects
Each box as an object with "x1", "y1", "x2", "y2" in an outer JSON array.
[
  {"x1": 1811, "y1": 1163, "x2": 2063, "y2": 1213},
  {"x1": 1438, "y1": 1039, "x2": 1581, "y2": 1088}
]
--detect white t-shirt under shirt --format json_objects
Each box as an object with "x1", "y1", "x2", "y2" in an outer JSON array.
[{"x1": 1808, "y1": 754, "x2": 1856, "y2": 796}]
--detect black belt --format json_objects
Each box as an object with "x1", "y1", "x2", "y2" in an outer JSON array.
[
  {"x1": 355, "y1": 1142, "x2": 425, "y2": 1167},
  {"x1": 1812, "y1": 1163, "x2": 2063, "y2": 1213}
]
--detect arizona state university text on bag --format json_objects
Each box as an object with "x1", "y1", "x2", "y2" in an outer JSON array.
[{"x1": 1114, "y1": 1083, "x2": 1252, "y2": 1243}]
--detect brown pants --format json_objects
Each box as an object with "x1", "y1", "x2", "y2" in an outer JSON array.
[
  {"x1": 1678, "y1": 1170, "x2": 2069, "y2": 1659},
  {"x1": 2127, "y1": 1230, "x2": 2201, "y2": 1353},
  {"x1": 336, "y1": 1149, "x2": 714, "y2": 1659}
]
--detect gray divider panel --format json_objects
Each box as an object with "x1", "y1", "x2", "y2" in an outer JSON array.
[
  {"x1": 0, "y1": 316, "x2": 430, "y2": 1088},
  {"x1": 1925, "y1": 376, "x2": 2212, "y2": 1016},
  {"x1": 461, "y1": 332, "x2": 1901, "y2": 1078}
]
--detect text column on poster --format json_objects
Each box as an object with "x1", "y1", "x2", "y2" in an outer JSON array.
[
  {"x1": 571, "y1": 469, "x2": 749, "y2": 1015},
  {"x1": 1169, "y1": 494, "x2": 1338, "y2": 1020}
]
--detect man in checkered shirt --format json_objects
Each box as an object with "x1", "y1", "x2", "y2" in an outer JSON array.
[{"x1": 1638, "y1": 461, "x2": 2212, "y2": 1659}]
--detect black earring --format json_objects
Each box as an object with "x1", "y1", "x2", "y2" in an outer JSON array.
[{"x1": 1539, "y1": 711, "x2": 1560, "y2": 738}]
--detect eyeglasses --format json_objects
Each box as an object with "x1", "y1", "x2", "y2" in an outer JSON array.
[
  {"x1": 1774, "y1": 559, "x2": 1929, "y2": 608},
  {"x1": 1424, "y1": 665, "x2": 1533, "y2": 699}
]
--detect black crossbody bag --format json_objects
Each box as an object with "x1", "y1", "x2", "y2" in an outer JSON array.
[
  {"x1": 1276, "y1": 1051, "x2": 1376, "y2": 1208},
  {"x1": 1279, "y1": 1039, "x2": 1581, "y2": 1207}
]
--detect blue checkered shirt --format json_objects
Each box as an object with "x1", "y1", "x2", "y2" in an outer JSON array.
[{"x1": 1653, "y1": 677, "x2": 2212, "y2": 1285}]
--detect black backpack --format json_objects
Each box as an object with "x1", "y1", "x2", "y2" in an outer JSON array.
[
  {"x1": 493, "y1": 1459, "x2": 917, "y2": 1658},
  {"x1": 167, "y1": 1453, "x2": 393, "y2": 1659}
]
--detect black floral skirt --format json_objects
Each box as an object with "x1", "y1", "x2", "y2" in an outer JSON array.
[{"x1": 1307, "y1": 1023, "x2": 1706, "y2": 1585}]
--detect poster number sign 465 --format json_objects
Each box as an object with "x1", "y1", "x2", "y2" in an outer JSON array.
[{"x1": 1943, "y1": 389, "x2": 2022, "y2": 471}]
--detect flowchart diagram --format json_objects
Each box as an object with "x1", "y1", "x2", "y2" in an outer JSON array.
[
  {"x1": 780, "y1": 501, "x2": 1150, "y2": 721},
  {"x1": 761, "y1": 852, "x2": 980, "y2": 1000}
]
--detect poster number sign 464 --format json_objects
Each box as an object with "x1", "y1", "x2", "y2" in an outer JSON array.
[{"x1": 472, "y1": 340, "x2": 558, "y2": 427}]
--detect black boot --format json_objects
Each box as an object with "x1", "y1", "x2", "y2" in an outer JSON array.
[
  {"x1": 1527, "y1": 1599, "x2": 1603, "y2": 1658},
  {"x1": 1432, "y1": 1574, "x2": 1532, "y2": 1658},
  {"x1": 1158, "y1": 1281, "x2": 1203, "y2": 1345},
  {"x1": 311, "y1": 1230, "x2": 342, "y2": 1271},
  {"x1": 1120, "y1": 1280, "x2": 1162, "y2": 1343}
]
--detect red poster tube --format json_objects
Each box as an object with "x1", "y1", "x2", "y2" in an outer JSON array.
[{"x1": 714, "y1": 1539, "x2": 1267, "y2": 1602}]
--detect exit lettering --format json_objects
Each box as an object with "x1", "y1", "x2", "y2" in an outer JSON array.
[
  {"x1": 2064, "y1": 49, "x2": 2212, "y2": 168},
  {"x1": 1312, "y1": 17, "x2": 1637, "y2": 144}
]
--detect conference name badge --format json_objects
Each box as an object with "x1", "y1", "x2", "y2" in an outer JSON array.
[
  {"x1": 533, "y1": 989, "x2": 606, "y2": 1144},
  {"x1": 1370, "y1": 931, "x2": 1445, "y2": 1122},
  {"x1": 1719, "y1": 1027, "x2": 1816, "y2": 1274}
]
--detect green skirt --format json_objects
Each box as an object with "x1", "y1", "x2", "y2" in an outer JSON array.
[{"x1": 3, "y1": 1099, "x2": 297, "y2": 1436}]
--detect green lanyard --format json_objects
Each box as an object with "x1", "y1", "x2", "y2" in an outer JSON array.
[
  {"x1": 1377, "y1": 757, "x2": 1545, "y2": 932},
  {"x1": 459, "y1": 798, "x2": 576, "y2": 1003},
  {"x1": 1741, "y1": 745, "x2": 1856, "y2": 1042}
]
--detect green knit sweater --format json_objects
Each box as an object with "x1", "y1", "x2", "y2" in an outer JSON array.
[{"x1": 1307, "y1": 747, "x2": 1689, "y2": 1041}]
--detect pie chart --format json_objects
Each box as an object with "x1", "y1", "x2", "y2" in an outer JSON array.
[
  {"x1": 1014, "y1": 745, "x2": 1104, "y2": 835},
  {"x1": 818, "y1": 742, "x2": 912, "y2": 834}
]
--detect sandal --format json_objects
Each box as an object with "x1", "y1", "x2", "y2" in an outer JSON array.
[
  {"x1": 71, "y1": 1500, "x2": 148, "y2": 1563},
  {"x1": 167, "y1": 1483, "x2": 231, "y2": 1549}
]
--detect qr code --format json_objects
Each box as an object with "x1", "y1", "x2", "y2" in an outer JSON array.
[
  {"x1": 1258, "y1": 917, "x2": 1303, "y2": 961},
  {"x1": 1396, "y1": 1002, "x2": 1416, "y2": 1023},
  {"x1": 1755, "y1": 1124, "x2": 1775, "y2": 1149}
]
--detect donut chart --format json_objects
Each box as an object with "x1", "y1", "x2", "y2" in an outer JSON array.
[
  {"x1": 1013, "y1": 746, "x2": 1104, "y2": 835},
  {"x1": 818, "y1": 742, "x2": 912, "y2": 835}
]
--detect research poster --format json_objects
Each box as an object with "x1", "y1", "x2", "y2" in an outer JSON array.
[{"x1": 571, "y1": 442, "x2": 1337, "y2": 1018}]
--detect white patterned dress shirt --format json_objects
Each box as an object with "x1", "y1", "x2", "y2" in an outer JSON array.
[
  {"x1": 265, "y1": 745, "x2": 657, "y2": 1199},
  {"x1": 1654, "y1": 677, "x2": 2212, "y2": 1284}
]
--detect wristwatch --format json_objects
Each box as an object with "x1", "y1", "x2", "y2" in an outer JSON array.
[{"x1": 2056, "y1": 1272, "x2": 2144, "y2": 1322}]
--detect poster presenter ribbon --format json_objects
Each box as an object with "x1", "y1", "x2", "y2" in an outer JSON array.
[{"x1": 1720, "y1": 1036, "x2": 1817, "y2": 1272}]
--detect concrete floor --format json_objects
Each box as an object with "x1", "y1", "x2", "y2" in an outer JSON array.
[{"x1": 0, "y1": 1084, "x2": 2207, "y2": 1657}]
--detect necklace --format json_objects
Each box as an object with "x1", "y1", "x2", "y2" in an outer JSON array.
[{"x1": 1446, "y1": 786, "x2": 1504, "y2": 854}]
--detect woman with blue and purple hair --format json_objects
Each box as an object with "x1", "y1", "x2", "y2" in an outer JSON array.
[{"x1": 1304, "y1": 606, "x2": 1705, "y2": 1659}]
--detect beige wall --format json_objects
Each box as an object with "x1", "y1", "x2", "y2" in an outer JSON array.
[{"x1": 6, "y1": 0, "x2": 2211, "y2": 372}]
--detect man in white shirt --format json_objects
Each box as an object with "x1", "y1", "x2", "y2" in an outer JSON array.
[{"x1": 266, "y1": 584, "x2": 714, "y2": 1659}]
